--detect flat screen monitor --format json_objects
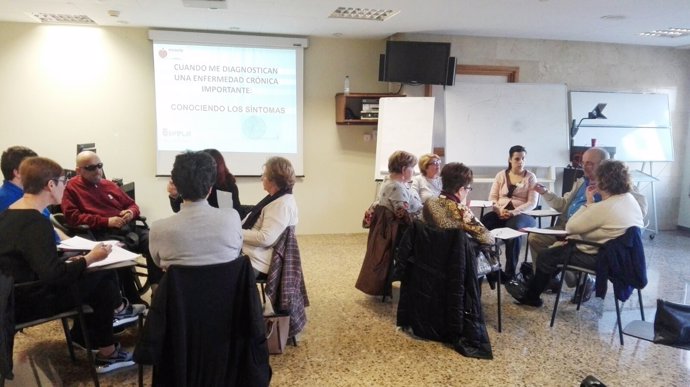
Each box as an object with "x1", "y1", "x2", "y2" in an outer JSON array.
[{"x1": 381, "y1": 41, "x2": 452, "y2": 85}]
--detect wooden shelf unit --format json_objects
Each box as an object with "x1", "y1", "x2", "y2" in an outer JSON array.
[{"x1": 335, "y1": 92, "x2": 404, "y2": 125}]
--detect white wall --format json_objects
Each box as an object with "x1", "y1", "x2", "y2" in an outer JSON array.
[{"x1": 1, "y1": 22, "x2": 689, "y2": 233}]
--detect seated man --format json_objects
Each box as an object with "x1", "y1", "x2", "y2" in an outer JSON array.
[
  {"x1": 530, "y1": 147, "x2": 647, "y2": 302},
  {"x1": 61, "y1": 151, "x2": 162, "y2": 302}
]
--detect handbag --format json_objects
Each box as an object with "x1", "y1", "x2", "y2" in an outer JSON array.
[
  {"x1": 653, "y1": 299, "x2": 690, "y2": 349},
  {"x1": 475, "y1": 249, "x2": 499, "y2": 277},
  {"x1": 265, "y1": 313, "x2": 290, "y2": 354}
]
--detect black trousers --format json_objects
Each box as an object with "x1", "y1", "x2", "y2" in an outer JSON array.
[{"x1": 16, "y1": 271, "x2": 120, "y2": 348}]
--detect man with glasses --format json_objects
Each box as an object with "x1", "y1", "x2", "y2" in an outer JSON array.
[{"x1": 62, "y1": 151, "x2": 161, "y2": 304}]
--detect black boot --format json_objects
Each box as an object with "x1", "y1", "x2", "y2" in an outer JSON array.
[{"x1": 514, "y1": 270, "x2": 552, "y2": 307}]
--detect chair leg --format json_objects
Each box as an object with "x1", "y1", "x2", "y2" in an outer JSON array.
[
  {"x1": 638, "y1": 289, "x2": 645, "y2": 321},
  {"x1": 76, "y1": 308, "x2": 100, "y2": 387},
  {"x1": 61, "y1": 317, "x2": 77, "y2": 362},
  {"x1": 496, "y1": 268, "x2": 502, "y2": 333},
  {"x1": 138, "y1": 364, "x2": 144, "y2": 387},
  {"x1": 575, "y1": 273, "x2": 585, "y2": 311},
  {"x1": 613, "y1": 297, "x2": 624, "y2": 345},
  {"x1": 260, "y1": 282, "x2": 267, "y2": 304},
  {"x1": 550, "y1": 266, "x2": 568, "y2": 327}
]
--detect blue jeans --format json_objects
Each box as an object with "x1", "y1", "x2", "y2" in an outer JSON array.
[{"x1": 481, "y1": 212, "x2": 536, "y2": 278}]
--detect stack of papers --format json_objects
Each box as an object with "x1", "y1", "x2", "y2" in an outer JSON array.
[
  {"x1": 490, "y1": 227, "x2": 526, "y2": 240},
  {"x1": 58, "y1": 236, "x2": 140, "y2": 268}
]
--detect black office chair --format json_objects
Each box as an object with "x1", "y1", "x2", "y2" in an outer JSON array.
[
  {"x1": 0, "y1": 275, "x2": 100, "y2": 387},
  {"x1": 549, "y1": 228, "x2": 646, "y2": 345}
]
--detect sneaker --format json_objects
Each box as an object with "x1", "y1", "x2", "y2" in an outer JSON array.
[
  {"x1": 570, "y1": 276, "x2": 595, "y2": 304},
  {"x1": 95, "y1": 343, "x2": 135, "y2": 374},
  {"x1": 113, "y1": 298, "x2": 146, "y2": 328}
]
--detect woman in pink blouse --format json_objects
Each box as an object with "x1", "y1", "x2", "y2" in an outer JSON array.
[{"x1": 481, "y1": 145, "x2": 538, "y2": 280}]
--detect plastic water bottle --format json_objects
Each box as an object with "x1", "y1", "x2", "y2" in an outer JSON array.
[{"x1": 344, "y1": 75, "x2": 350, "y2": 95}]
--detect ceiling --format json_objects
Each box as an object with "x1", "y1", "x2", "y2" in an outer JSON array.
[{"x1": 1, "y1": 0, "x2": 689, "y2": 48}]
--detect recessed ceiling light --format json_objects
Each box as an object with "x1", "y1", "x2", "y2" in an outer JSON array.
[
  {"x1": 639, "y1": 28, "x2": 690, "y2": 38},
  {"x1": 29, "y1": 13, "x2": 96, "y2": 25},
  {"x1": 328, "y1": 7, "x2": 399, "y2": 21}
]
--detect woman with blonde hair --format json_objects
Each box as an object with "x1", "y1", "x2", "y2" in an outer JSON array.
[{"x1": 412, "y1": 153, "x2": 442, "y2": 203}]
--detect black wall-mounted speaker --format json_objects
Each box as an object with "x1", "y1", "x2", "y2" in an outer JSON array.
[
  {"x1": 378, "y1": 54, "x2": 386, "y2": 82},
  {"x1": 445, "y1": 56, "x2": 456, "y2": 86}
]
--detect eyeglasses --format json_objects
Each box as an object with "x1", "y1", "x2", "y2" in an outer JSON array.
[
  {"x1": 429, "y1": 160, "x2": 442, "y2": 166},
  {"x1": 51, "y1": 177, "x2": 68, "y2": 185},
  {"x1": 82, "y1": 163, "x2": 103, "y2": 171},
  {"x1": 464, "y1": 186, "x2": 473, "y2": 191}
]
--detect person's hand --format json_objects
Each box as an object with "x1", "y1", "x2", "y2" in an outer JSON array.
[
  {"x1": 167, "y1": 180, "x2": 179, "y2": 198},
  {"x1": 585, "y1": 184, "x2": 598, "y2": 204},
  {"x1": 84, "y1": 243, "x2": 112, "y2": 266},
  {"x1": 533, "y1": 183, "x2": 547, "y2": 195},
  {"x1": 119, "y1": 209, "x2": 134, "y2": 223},
  {"x1": 108, "y1": 216, "x2": 126, "y2": 229},
  {"x1": 499, "y1": 209, "x2": 512, "y2": 219}
]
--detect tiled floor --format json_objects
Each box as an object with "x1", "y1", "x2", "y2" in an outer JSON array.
[{"x1": 7, "y1": 231, "x2": 690, "y2": 386}]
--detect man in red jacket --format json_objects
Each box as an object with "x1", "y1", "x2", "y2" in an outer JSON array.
[{"x1": 62, "y1": 151, "x2": 162, "y2": 303}]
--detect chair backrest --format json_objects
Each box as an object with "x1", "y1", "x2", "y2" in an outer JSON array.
[
  {"x1": 395, "y1": 221, "x2": 493, "y2": 359},
  {"x1": 134, "y1": 257, "x2": 270, "y2": 387}
]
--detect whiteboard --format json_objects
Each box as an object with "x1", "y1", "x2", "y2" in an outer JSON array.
[
  {"x1": 374, "y1": 97, "x2": 435, "y2": 180},
  {"x1": 570, "y1": 91, "x2": 673, "y2": 162},
  {"x1": 444, "y1": 83, "x2": 569, "y2": 167}
]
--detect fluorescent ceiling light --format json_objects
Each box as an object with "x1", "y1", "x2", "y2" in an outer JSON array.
[
  {"x1": 639, "y1": 28, "x2": 690, "y2": 38},
  {"x1": 30, "y1": 13, "x2": 96, "y2": 24},
  {"x1": 329, "y1": 7, "x2": 399, "y2": 21}
]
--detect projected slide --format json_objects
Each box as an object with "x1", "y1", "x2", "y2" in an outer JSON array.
[{"x1": 150, "y1": 30, "x2": 306, "y2": 176}]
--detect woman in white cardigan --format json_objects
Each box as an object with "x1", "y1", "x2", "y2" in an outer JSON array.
[{"x1": 242, "y1": 156, "x2": 299, "y2": 275}]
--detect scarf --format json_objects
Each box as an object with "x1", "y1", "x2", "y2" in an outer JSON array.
[{"x1": 241, "y1": 187, "x2": 292, "y2": 230}]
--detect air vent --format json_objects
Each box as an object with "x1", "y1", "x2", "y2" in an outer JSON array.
[
  {"x1": 30, "y1": 13, "x2": 96, "y2": 25},
  {"x1": 182, "y1": 0, "x2": 227, "y2": 9},
  {"x1": 329, "y1": 7, "x2": 399, "y2": 21}
]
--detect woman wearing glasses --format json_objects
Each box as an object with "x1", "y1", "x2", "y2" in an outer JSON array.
[
  {"x1": 0, "y1": 157, "x2": 136, "y2": 372},
  {"x1": 411, "y1": 153, "x2": 442, "y2": 204},
  {"x1": 424, "y1": 162, "x2": 494, "y2": 246},
  {"x1": 481, "y1": 145, "x2": 538, "y2": 280}
]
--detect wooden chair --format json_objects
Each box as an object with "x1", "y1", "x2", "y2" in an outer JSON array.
[{"x1": 0, "y1": 275, "x2": 100, "y2": 387}]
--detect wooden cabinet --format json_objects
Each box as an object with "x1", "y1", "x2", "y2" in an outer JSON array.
[{"x1": 335, "y1": 92, "x2": 405, "y2": 125}]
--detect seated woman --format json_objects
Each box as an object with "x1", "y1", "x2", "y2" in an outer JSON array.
[
  {"x1": 167, "y1": 148, "x2": 242, "y2": 215},
  {"x1": 513, "y1": 160, "x2": 644, "y2": 307},
  {"x1": 150, "y1": 151, "x2": 243, "y2": 270},
  {"x1": 242, "y1": 156, "x2": 298, "y2": 276},
  {"x1": 411, "y1": 153, "x2": 442, "y2": 204},
  {"x1": 0, "y1": 157, "x2": 135, "y2": 373},
  {"x1": 481, "y1": 145, "x2": 538, "y2": 279},
  {"x1": 377, "y1": 150, "x2": 423, "y2": 219},
  {"x1": 424, "y1": 162, "x2": 494, "y2": 247}
]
